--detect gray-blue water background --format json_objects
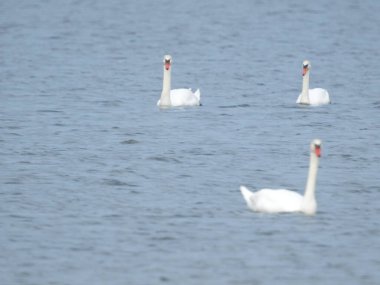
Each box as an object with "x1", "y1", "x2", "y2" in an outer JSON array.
[{"x1": 1, "y1": 0, "x2": 380, "y2": 284}]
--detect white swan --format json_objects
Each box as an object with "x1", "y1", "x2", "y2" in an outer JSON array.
[
  {"x1": 157, "y1": 55, "x2": 201, "y2": 107},
  {"x1": 240, "y1": 139, "x2": 322, "y2": 215},
  {"x1": 296, "y1": 60, "x2": 330, "y2": 105}
]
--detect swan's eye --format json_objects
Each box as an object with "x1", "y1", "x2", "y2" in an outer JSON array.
[
  {"x1": 303, "y1": 65, "x2": 308, "y2": 69},
  {"x1": 164, "y1": 59, "x2": 171, "y2": 64}
]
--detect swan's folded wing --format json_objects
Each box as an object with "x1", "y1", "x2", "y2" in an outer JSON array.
[
  {"x1": 170, "y1": 88, "x2": 201, "y2": 106},
  {"x1": 309, "y1": 88, "x2": 330, "y2": 105},
  {"x1": 252, "y1": 189, "x2": 303, "y2": 213}
]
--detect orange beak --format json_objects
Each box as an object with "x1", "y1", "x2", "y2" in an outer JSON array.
[
  {"x1": 165, "y1": 62, "x2": 171, "y2": 70},
  {"x1": 302, "y1": 66, "x2": 308, "y2": 76},
  {"x1": 315, "y1": 146, "x2": 321, "y2": 157}
]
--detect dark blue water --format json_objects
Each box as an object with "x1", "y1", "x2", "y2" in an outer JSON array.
[{"x1": 1, "y1": 0, "x2": 380, "y2": 284}]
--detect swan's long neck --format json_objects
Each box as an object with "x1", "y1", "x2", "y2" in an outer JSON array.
[
  {"x1": 302, "y1": 151, "x2": 319, "y2": 214},
  {"x1": 299, "y1": 71, "x2": 310, "y2": 104},
  {"x1": 159, "y1": 67, "x2": 171, "y2": 106}
]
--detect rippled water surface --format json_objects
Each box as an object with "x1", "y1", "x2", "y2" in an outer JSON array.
[{"x1": 1, "y1": 0, "x2": 380, "y2": 284}]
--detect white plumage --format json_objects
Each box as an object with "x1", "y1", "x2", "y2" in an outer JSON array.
[
  {"x1": 157, "y1": 88, "x2": 200, "y2": 107},
  {"x1": 240, "y1": 139, "x2": 322, "y2": 215},
  {"x1": 296, "y1": 60, "x2": 330, "y2": 106},
  {"x1": 157, "y1": 55, "x2": 201, "y2": 107}
]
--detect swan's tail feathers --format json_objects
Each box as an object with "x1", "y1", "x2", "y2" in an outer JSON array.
[
  {"x1": 240, "y1": 185, "x2": 254, "y2": 206},
  {"x1": 194, "y1": 89, "x2": 201, "y2": 102}
]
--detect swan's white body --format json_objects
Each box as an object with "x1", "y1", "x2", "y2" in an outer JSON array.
[
  {"x1": 157, "y1": 55, "x2": 201, "y2": 107},
  {"x1": 157, "y1": 88, "x2": 201, "y2": 107},
  {"x1": 240, "y1": 187, "x2": 305, "y2": 213},
  {"x1": 296, "y1": 60, "x2": 330, "y2": 106},
  {"x1": 240, "y1": 139, "x2": 322, "y2": 215},
  {"x1": 296, "y1": 88, "x2": 330, "y2": 105}
]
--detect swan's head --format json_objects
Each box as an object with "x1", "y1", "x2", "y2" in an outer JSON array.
[
  {"x1": 302, "y1": 60, "x2": 311, "y2": 76},
  {"x1": 311, "y1": 139, "x2": 322, "y2": 157},
  {"x1": 163, "y1": 55, "x2": 172, "y2": 71}
]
